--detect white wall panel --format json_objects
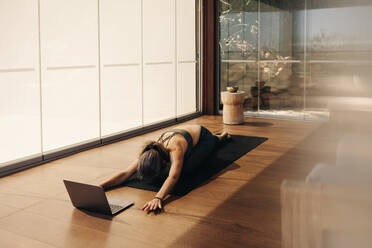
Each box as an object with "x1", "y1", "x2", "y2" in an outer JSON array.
[
  {"x1": 143, "y1": 0, "x2": 176, "y2": 124},
  {"x1": 101, "y1": 67, "x2": 141, "y2": 136},
  {"x1": 100, "y1": 0, "x2": 141, "y2": 65},
  {"x1": 177, "y1": 63, "x2": 196, "y2": 116},
  {"x1": 176, "y1": 0, "x2": 197, "y2": 116},
  {"x1": 100, "y1": 0, "x2": 142, "y2": 135},
  {"x1": 177, "y1": 0, "x2": 196, "y2": 62},
  {"x1": 0, "y1": 72, "x2": 41, "y2": 164},
  {"x1": 0, "y1": 0, "x2": 39, "y2": 69},
  {"x1": 41, "y1": 69, "x2": 99, "y2": 151},
  {"x1": 1, "y1": 0, "x2": 200, "y2": 166},
  {"x1": 0, "y1": 0, "x2": 41, "y2": 164},
  {"x1": 143, "y1": 64, "x2": 175, "y2": 124},
  {"x1": 40, "y1": 0, "x2": 99, "y2": 67},
  {"x1": 143, "y1": 0, "x2": 175, "y2": 63},
  {"x1": 40, "y1": 0, "x2": 100, "y2": 152}
]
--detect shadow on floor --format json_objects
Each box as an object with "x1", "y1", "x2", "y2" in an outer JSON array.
[
  {"x1": 76, "y1": 208, "x2": 113, "y2": 220},
  {"x1": 167, "y1": 123, "x2": 338, "y2": 248},
  {"x1": 163, "y1": 162, "x2": 241, "y2": 207}
]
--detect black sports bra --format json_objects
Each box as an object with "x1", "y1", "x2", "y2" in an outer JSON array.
[{"x1": 157, "y1": 129, "x2": 194, "y2": 158}]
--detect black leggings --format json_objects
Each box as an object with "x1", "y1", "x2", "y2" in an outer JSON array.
[{"x1": 181, "y1": 126, "x2": 218, "y2": 175}]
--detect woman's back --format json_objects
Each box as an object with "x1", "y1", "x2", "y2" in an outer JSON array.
[{"x1": 160, "y1": 125, "x2": 201, "y2": 150}]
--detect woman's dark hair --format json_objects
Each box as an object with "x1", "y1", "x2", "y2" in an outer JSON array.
[{"x1": 137, "y1": 141, "x2": 170, "y2": 182}]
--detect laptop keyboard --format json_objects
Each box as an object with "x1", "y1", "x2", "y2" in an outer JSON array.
[{"x1": 109, "y1": 204, "x2": 122, "y2": 213}]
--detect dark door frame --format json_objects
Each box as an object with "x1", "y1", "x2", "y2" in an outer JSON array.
[{"x1": 202, "y1": 0, "x2": 219, "y2": 115}]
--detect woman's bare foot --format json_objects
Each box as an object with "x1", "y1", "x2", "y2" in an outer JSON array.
[{"x1": 216, "y1": 131, "x2": 231, "y2": 142}]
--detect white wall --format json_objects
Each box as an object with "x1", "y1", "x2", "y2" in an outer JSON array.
[
  {"x1": 0, "y1": 0, "x2": 41, "y2": 163},
  {"x1": 143, "y1": 0, "x2": 176, "y2": 124},
  {"x1": 100, "y1": 0, "x2": 142, "y2": 136},
  {"x1": 0, "y1": 0, "x2": 199, "y2": 165},
  {"x1": 40, "y1": 0, "x2": 100, "y2": 152},
  {"x1": 177, "y1": 0, "x2": 197, "y2": 116}
]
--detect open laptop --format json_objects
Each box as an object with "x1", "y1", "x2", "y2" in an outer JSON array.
[{"x1": 63, "y1": 180, "x2": 134, "y2": 215}]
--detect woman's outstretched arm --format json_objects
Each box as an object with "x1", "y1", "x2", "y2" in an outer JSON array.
[
  {"x1": 142, "y1": 149, "x2": 184, "y2": 212},
  {"x1": 100, "y1": 158, "x2": 139, "y2": 190}
]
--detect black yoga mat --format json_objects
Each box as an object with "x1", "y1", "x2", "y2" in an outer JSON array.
[{"x1": 123, "y1": 135, "x2": 267, "y2": 196}]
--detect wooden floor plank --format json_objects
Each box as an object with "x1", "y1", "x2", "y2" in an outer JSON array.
[
  {"x1": 0, "y1": 211, "x2": 151, "y2": 248},
  {"x1": 0, "y1": 228, "x2": 56, "y2": 248},
  {"x1": 0, "y1": 116, "x2": 335, "y2": 248}
]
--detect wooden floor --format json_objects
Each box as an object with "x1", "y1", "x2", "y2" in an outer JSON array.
[{"x1": 0, "y1": 116, "x2": 337, "y2": 248}]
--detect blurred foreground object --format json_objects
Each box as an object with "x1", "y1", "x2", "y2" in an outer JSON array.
[
  {"x1": 307, "y1": 132, "x2": 372, "y2": 186},
  {"x1": 282, "y1": 99, "x2": 372, "y2": 247},
  {"x1": 281, "y1": 181, "x2": 372, "y2": 248}
]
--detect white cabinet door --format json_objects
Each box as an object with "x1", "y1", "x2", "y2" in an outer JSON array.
[
  {"x1": 0, "y1": 0, "x2": 41, "y2": 164},
  {"x1": 40, "y1": 0, "x2": 100, "y2": 152},
  {"x1": 100, "y1": 0, "x2": 142, "y2": 136}
]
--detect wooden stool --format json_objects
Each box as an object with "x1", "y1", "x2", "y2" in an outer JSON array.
[{"x1": 221, "y1": 91, "x2": 245, "y2": 124}]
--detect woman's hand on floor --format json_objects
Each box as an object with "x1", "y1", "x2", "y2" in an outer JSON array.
[{"x1": 142, "y1": 198, "x2": 162, "y2": 212}]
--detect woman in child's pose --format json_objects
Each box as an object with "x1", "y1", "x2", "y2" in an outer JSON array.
[{"x1": 100, "y1": 125, "x2": 229, "y2": 212}]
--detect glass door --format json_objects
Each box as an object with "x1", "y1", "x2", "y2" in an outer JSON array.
[{"x1": 218, "y1": 0, "x2": 372, "y2": 121}]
